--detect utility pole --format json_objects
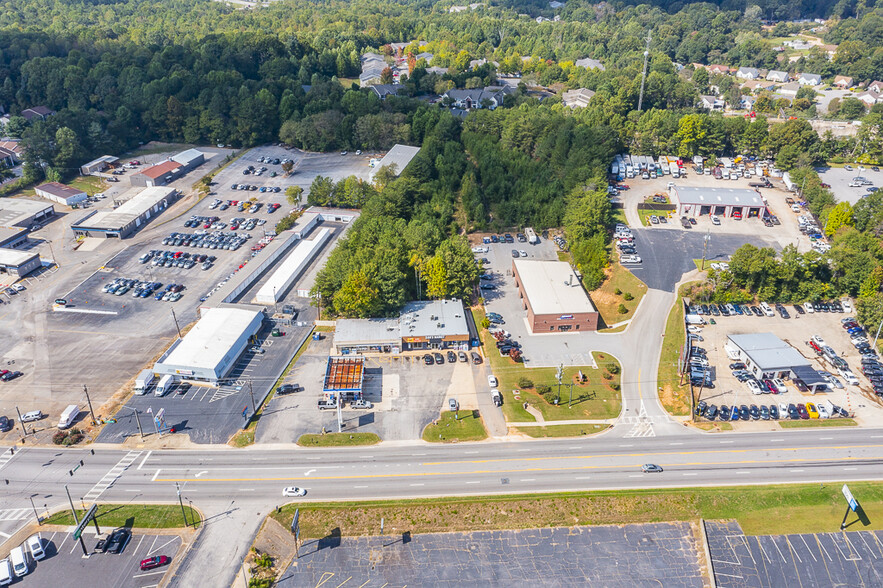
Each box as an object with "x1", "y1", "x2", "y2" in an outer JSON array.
[
  {"x1": 120, "y1": 406, "x2": 144, "y2": 439},
  {"x1": 247, "y1": 381, "x2": 256, "y2": 417},
  {"x1": 171, "y1": 308, "x2": 182, "y2": 339},
  {"x1": 83, "y1": 385, "x2": 97, "y2": 426},
  {"x1": 15, "y1": 407, "x2": 26, "y2": 437},
  {"x1": 555, "y1": 364, "x2": 563, "y2": 405},
  {"x1": 65, "y1": 485, "x2": 79, "y2": 525},
  {"x1": 637, "y1": 29, "x2": 652, "y2": 112},
  {"x1": 700, "y1": 229, "x2": 710, "y2": 270},
  {"x1": 29, "y1": 495, "x2": 40, "y2": 525},
  {"x1": 337, "y1": 393, "x2": 343, "y2": 432},
  {"x1": 176, "y1": 482, "x2": 189, "y2": 527}
]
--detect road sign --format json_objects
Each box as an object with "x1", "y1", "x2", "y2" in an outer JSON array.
[
  {"x1": 73, "y1": 504, "x2": 98, "y2": 540},
  {"x1": 842, "y1": 484, "x2": 858, "y2": 512}
]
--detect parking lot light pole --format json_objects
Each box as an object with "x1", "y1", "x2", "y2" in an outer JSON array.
[
  {"x1": 119, "y1": 406, "x2": 144, "y2": 440},
  {"x1": 873, "y1": 316, "x2": 883, "y2": 351},
  {"x1": 15, "y1": 406, "x2": 27, "y2": 437},
  {"x1": 171, "y1": 308, "x2": 182, "y2": 339}
]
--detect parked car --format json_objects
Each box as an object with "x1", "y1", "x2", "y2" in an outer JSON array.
[
  {"x1": 104, "y1": 528, "x2": 131, "y2": 554},
  {"x1": 140, "y1": 556, "x2": 171, "y2": 571}
]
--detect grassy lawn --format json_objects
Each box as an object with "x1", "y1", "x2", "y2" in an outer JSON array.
[
  {"x1": 45, "y1": 504, "x2": 200, "y2": 529},
  {"x1": 598, "y1": 324, "x2": 628, "y2": 333},
  {"x1": 68, "y1": 175, "x2": 108, "y2": 195},
  {"x1": 590, "y1": 263, "x2": 647, "y2": 325},
  {"x1": 779, "y1": 418, "x2": 858, "y2": 428},
  {"x1": 269, "y1": 482, "x2": 883, "y2": 540},
  {"x1": 556, "y1": 250, "x2": 571, "y2": 262},
  {"x1": 423, "y1": 410, "x2": 487, "y2": 442},
  {"x1": 514, "y1": 424, "x2": 609, "y2": 438},
  {"x1": 298, "y1": 432, "x2": 381, "y2": 447},
  {"x1": 658, "y1": 296, "x2": 691, "y2": 416}
]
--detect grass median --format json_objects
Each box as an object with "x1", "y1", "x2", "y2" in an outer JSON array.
[
  {"x1": 270, "y1": 482, "x2": 883, "y2": 540},
  {"x1": 513, "y1": 424, "x2": 609, "y2": 438},
  {"x1": 658, "y1": 286, "x2": 700, "y2": 417},
  {"x1": 45, "y1": 504, "x2": 201, "y2": 529},
  {"x1": 779, "y1": 418, "x2": 858, "y2": 428},
  {"x1": 298, "y1": 432, "x2": 381, "y2": 447}
]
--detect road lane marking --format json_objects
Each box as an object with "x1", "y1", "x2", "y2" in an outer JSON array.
[
  {"x1": 465, "y1": 481, "x2": 480, "y2": 484},
  {"x1": 0, "y1": 531, "x2": 9, "y2": 538},
  {"x1": 669, "y1": 443, "x2": 683, "y2": 446},
  {"x1": 125, "y1": 489, "x2": 141, "y2": 492},
  {"x1": 790, "y1": 469, "x2": 804, "y2": 472},
  {"x1": 238, "y1": 488, "x2": 255, "y2": 492},
  {"x1": 409, "y1": 483, "x2": 424, "y2": 487},
  {"x1": 520, "y1": 479, "x2": 536, "y2": 482},
  {"x1": 152, "y1": 454, "x2": 883, "y2": 484},
  {"x1": 820, "y1": 437, "x2": 833, "y2": 440},
  {"x1": 138, "y1": 451, "x2": 152, "y2": 470},
  {"x1": 618, "y1": 444, "x2": 633, "y2": 448},
  {"x1": 132, "y1": 571, "x2": 167, "y2": 578},
  {"x1": 682, "y1": 473, "x2": 697, "y2": 476},
  {"x1": 305, "y1": 469, "x2": 316, "y2": 476},
  {"x1": 719, "y1": 441, "x2": 733, "y2": 444},
  {"x1": 770, "y1": 439, "x2": 784, "y2": 442},
  {"x1": 152, "y1": 469, "x2": 161, "y2": 482},
  {"x1": 628, "y1": 475, "x2": 642, "y2": 478},
  {"x1": 354, "y1": 485, "x2": 368, "y2": 489},
  {"x1": 843, "y1": 467, "x2": 857, "y2": 470},
  {"x1": 147, "y1": 537, "x2": 178, "y2": 557},
  {"x1": 737, "y1": 471, "x2": 751, "y2": 474}
]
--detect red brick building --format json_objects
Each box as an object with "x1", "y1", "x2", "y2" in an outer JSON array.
[{"x1": 512, "y1": 260, "x2": 599, "y2": 333}]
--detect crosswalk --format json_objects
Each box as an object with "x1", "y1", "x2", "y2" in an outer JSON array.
[
  {"x1": 0, "y1": 508, "x2": 31, "y2": 522},
  {"x1": 621, "y1": 402, "x2": 657, "y2": 438},
  {"x1": 82, "y1": 450, "x2": 142, "y2": 502},
  {"x1": 0, "y1": 447, "x2": 22, "y2": 471}
]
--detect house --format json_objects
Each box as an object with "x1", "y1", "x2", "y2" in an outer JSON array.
[
  {"x1": 869, "y1": 81, "x2": 883, "y2": 94},
  {"x1": 549, "y1": 0, "x2": 564, "y2": 6},
  {"x1": 468, "y1": 58, "x2": 498, "y2": 70},
  {"x1": 0, "y1": 140, "x2": 23, "y2": 164},
  {"x1": 444, "y1": 86, "x2": 512, "y2": 110},
  {"x1": 388, "y1": 42, "x2": 410, "y2": 57},
  {"x1": 741, "y1": 79, "x2": 776, "y2": 92},
  {"x1": 833, "y1": 76, "x2": 853, "y2": 89},
  {"x1": 783, "y1": 39, "x2": 813, "y2": 51},
  {"x1": 766, "y1": 70, "x2": 789, "y2": 83},
  {"x1": 707, "y1": 64, "x2": 731, "y2": 75},
  {"x1": 0, "y1": 146, "x2": 15, "y2": 169},
  {"x1": 415, "y1": 52, "x2": 434, "y2": 63},
  {"x1": 561, "y1": 88, "x2": 595, "y2": 108},
  {"x1": 369, "y1": 84, "x2": 402, "y2": 100},
  {"x1": 736, "y1": 67, "x2": 761, "y2": 80},
  {"x1": 741, "y1": 95, "x2": 757, "y2": 110},
  {"x1": 699, "y1": 95, "x2": 725, "y2": 110},
  {"x1": 20, "y1": 106, "x2": 54, "y2": 122},
  {"x1": 574, "y1": 58, "x2": 605, "y2": 71},
  {"x1": 778, "y1": 82, "x2": 801, "y2": 96},
  {"x1": 426, "y1": 66, "x2": 449, "y2": 76},
  {"x1": 797, "y1": 73, "x2": 821, "y2": 86},
  {"x1": 857, "y1": 90, "x2": 882, "y2": 107}
]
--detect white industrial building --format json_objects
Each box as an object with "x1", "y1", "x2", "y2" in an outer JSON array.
[
  {"x1": 726, "y1": 333, "x2": 827, "y2": 393},
  {"x1": 71, "y1": 186, "x2": 178, "y2": 238},
  {"x1": 153, "y1": 307, "x2": 265, "y2": 382},
  {"x1": 369, "y1": 144, "x2": 420, "y2": 180},
  {"x1": 34, "y1": 182, "x2": 88, "y2": 206},
  {"x1": 0, "y1": 248, "x2": 42, "y2": 277},
  {"x1": 670, "y1": 186, "x2": 767, "y2": 219},
  {"x1": 255, "y1": 227, "x2": 332, "y2": 304}
]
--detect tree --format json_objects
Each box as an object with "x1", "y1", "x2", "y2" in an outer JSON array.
[
  {"x1": 839, "y1": 98, "x2": 866, "y2": 120},
  {"x1": 676, "y1": 114, "x2": 707, "y2": 158},
  {"x1": 332, "y1": 271, "x2": 382, "y2": 318},
  {"x1": 825, "y1": 201, "x2": 854, "y2": 236},
  {"x1": 307, "y1": 176, "x2": 335, "y2": 206},
  {"x1": 53, "y1": 127, "x2": 82, "y2": 173},
  {"x1": 286, "y1": 185, "x2": 304, "y2": 205},
  {"x1": 281, "y1": 160, "x2": 294, "y2": 174}
]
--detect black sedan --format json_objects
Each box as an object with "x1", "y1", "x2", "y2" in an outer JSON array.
[
  {"x1": 104, "y1": 528, "x2": 131, "y2": 554},
  {"x1": 433, "y1": 352, "x2": 444, "y2": 364},
  {"x1": 423, "y1": 354, "x2": 434, "y2": 365}
]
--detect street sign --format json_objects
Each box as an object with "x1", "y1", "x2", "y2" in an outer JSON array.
[
  {"x1": 291, "y1": 508, "x2": 299, "y2": 535},
  {"x1": 842, "y1": 484, "x2": 858, "y2": 512},
  {"x1": 73, "y1": 504, "x2": 98, "y2": 540}
]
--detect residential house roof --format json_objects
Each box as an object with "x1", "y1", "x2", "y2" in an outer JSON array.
[
  {"x1": 707, "y1": 64, "x2": 731, "y2": 75},
  {"x1": 833, "y1": 75, "x2": 853, "y2": 87},
  {"x1": 797, "y1": 73, "x2": 821, "y2": 85},
  {"x1": 561, "y1": 88, "x2": 595, "y2": 108},
  {"x1": 574, "y1": 58, "x2": 605, "y2": 71},
  {"x1": 857, "y1": 90, "x2": 882, "y2": 105},
  {"x1": 369, "y1": 84, "x2": 402, "y2": 99},
  {"x1": 425, "y1": 66, "x2": 449, "y2": 75},
  {"x1": 869, "y1": 81, "x2": 883, "y2": 94},
  {"x1": 741, "y1": 79, "x2": 776, "y2": 91},
  {"x1": 416, "y1": 52, "x2": 433, "y2": 62},
  {"x1": 766, "y1": 70, "x2": 789, "y2": 82},
  {"x1": 21, "y1": 106, "x2": 54, "y2": 121},
  {"x1": 736, "y1": 67, "x2": 760, "y2": 79},
  {"x1": 699, "y1": 95, "x2": 725, "y2": 109},
  {"x1": 778, "y1": 82, "x2": 801, "y2": 95}
]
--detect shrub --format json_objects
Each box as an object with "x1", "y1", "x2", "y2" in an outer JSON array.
[
  {"x1": 518, "y1": 377, "x2": 534, "y2": 388},
  {"x1": 542, "y1": 391, "x2": 558, "y2": 404},
  {"x1": 52, "y1": 431, "x2": 66, "y2": 445},
  {"x1": 623, "y1": 292, "x2": 634, "y2": 301},
  {"x1": 606, "y1": 363, "x2": 620, "y2": 374},
  {"x1": 480, "y1": 318, "x2": 490, "y2": 329},
  {"x1": 617, "y1": 303, "x2": 628, "y2": 314},
  {"x1": 614, "y1": 288, "x2": 622, "y2": 295},
  {"x1": 611, "y1": 383, "x2": 621, "y2": 391},
  {"x1": 537, "y1": 384, "x2": 551, "y2": 395},
  {"x1": 602, "y1": 372, "x2": 613, "y2": 380}
]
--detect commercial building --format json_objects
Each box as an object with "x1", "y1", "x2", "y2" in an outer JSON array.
[
  {"x1": 0, "y1": 249, "x2": 41, "y2": 277},
  {"x1": 369, "y1": 144, "x2": 420, "y2": 180},
  {"x1": 130, "y1": 160, "x2": 183, "y2": 187},
  {"x1": 512, "y1": 259, "x2": 599, "y2": 333},
  {"x1": 70, "y1": 187, "x2": 178, "y2": 238},
  {"x1": 170, "y1": 148, "x2": 205, "y2": 170},
  {"x1": 153, "y1": 306, "x2": 265, "y2": 382},
  {"x1": 670, "y1": 186, "x2": 766, "y2": 219},
  {"x1": 726, "y1": 333, "x2": 827, "y2": 392},
  {"x1": 333, "y1": 299, "x2": 471, "y2": 354},
  {"x1": 80, "y1": 155, "x2": 119, "y2": 176},
  {"x1": 35, "y1": 182, "x2": 88, "y2": 206},
  {"x1": 0, "y1": 199, "x2": 54, "y2": 230},
  {"x1": 254, "y1": 227, "x2": 332, "y2": 304},
  {"x1": 0, "y1": 227, "x2": 27, "y2": 250}
]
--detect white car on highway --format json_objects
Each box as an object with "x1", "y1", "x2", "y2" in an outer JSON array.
[{"x1": 282, "y1": 487, "x2": 306, "y2": 497}]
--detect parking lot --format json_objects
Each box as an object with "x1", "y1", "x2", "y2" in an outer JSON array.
[
  {"x1": 97, "y1": 311, "x2": 313, "y2": 444},
  {"x1": 255, "y1": 334, "x2": 484, "y2": 442},
  {"x1": 688, "y1": 303, "x2": 883, "y2": 427},
  {"x1": 4, "y1": 529, "x2": 182, "y2": 588},
  {"x1": 617, "y1": 170, "x2": 812, "y2": 253},
  {"x1": 817, "y1": 165, "x2": 881, "y2": 205}
]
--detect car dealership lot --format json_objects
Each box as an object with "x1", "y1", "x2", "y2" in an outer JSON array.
[
  {"x1": 690, "y1": 304, "x2": 883, "y2": 426},
  {"x1": 817, "y1": 165, "x2": 881, "y2": 205}
]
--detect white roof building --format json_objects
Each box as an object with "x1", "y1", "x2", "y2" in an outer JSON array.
[
  {"x1": 154, "y1": 307, "x2": 265, "y2": 382},
  {"x1": 369, "y1": 144, "x2": 420, "y2": 180},
  {"x1": 512, "y1": 260, "x2": 596, "y2": 316}
]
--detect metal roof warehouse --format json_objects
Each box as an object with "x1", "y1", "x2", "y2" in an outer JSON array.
[
  {"x1": 369, "y1": 144, "x2": 420, "y2": 180},
  {"x1": 670, "y1": 186, "x2": 767, "y2": 218},
  {"x1": 71, "y1": 186, "x2": 178, "y2": 238},
  {"x1": 727, "y1": 333, "x2": 827, "y2": 392}
]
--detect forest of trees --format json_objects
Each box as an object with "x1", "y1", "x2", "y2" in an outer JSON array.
[{"x1": 1, "y1": 0, "x2": 882, "y2": 315}]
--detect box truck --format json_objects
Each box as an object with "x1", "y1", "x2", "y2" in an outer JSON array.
[
  {"x1": 156, "y1": 374, "x2": 177, "y2": 397},
  {"x1": 134, "y1": 369, "x2": 155, "y2": 395},
  {"x1": 57, "y1": 405, "x2": 80, "y2": 429}
]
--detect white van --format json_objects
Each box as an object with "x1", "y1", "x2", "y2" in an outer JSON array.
[
  {"x1": 759, "y1": 302, "x2": 775, "y2": 317},
  {"x1": 57, "y1": 405, "x2": 80, "y2": 429},
  {"x1": 26, "y1": 534, "x2": 44, "y2": 561},
  {"x1": 9, "y1": 547, "x2": 26, "y2": 577},
  {"x1": 156, "y1": 374, "x2": 176, "y2": 397},
  {"x1": 0, "y1": 559, "x2": 11, "y2": 586}
]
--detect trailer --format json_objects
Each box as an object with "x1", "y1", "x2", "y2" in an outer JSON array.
[
  {"x1": 783, "y1": 171, "x2": 797, "y2": 192},
  {"x1": 525, "y1": 227, "x2": 539, "y2": 244}
]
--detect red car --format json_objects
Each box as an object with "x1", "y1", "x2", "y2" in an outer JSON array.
[
  {"x1": 129, "y1": 160, "x2": 140, "y2": 165},
  {"x1": 140, "y1": 555, "x2": 170, "y2": 571}
]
